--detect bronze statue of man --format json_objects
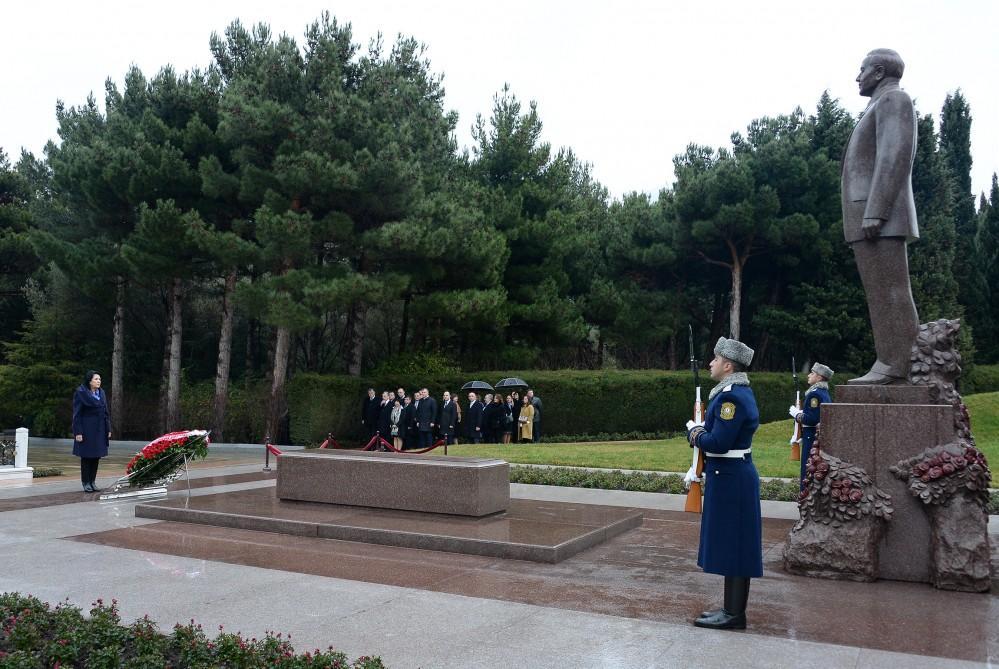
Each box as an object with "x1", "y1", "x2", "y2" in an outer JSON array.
[{"x1": 842, "y1": 48, "x2": 920, "y2": 385}]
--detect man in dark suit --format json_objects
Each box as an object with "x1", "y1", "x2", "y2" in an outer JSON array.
[
  {"x1": 414, "y1": 388, "x2": 438, "y2": 449},
  {"x1": 376, "y1": 391, "x2": 393, "y2": 444},
  {"x1": 527, "y1": 389, "x2": 543, "y2": 442},
  {"x1": 401, "y1": 395, "x2": 416, "y2": 450},
  {"x1": 361, "y1": 388, "x2": 380, "y2": 440},
  {"x1": 842, "y1": 48, "x2": 920, "y2": 385},
  {"x1": 438, "y1": 391, "x2": 458, "y2": 444},
  {"x1": 465, "y1": 392, "x2": 484, "y2": 443}
]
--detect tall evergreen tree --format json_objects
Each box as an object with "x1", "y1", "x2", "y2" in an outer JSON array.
[
  {"x1": 938, "y1": 91, "x2": 986, "y2": 341},
  {"x1": 909, "y1": 113, "x2": 960, "y2": 322},
  {"x1": 976, "y1": 174, "x2": 999, "y2": 361},
  {"x1": 0, "y1": 149, "x2": 40, "y2": 353},
  {"x1": 471, "y1": 86, "x2": 591, "y2": 355}
]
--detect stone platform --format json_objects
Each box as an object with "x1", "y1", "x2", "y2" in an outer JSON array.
[
  {"x1": 821, "y1": 384, "x2": 953, "y2": 582},
  {"x1": 134, "y1": 487, "x2": 643, "y2": 563},
  {"x1": 276, "y1": 450, "x2": 509, "y2": 517}
]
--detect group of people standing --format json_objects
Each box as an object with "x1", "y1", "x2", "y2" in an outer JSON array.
[{"x1": 361, "y1": 387, "x2": 542, "y2": 450}]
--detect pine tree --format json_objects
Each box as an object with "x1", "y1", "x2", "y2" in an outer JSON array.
[
  {"x1": 471, "y1": 86, "x2": 593, "y2": 355},
  {"x1": 939, "y1": 91, "x2": 987, "y2": 344},
  {"x1": 909, "y1": 113, "x2": 960, "y2": 322},
  {"x1": 976, "y1": 174, "x2": 999, "y2": 361},
  {"x1": 0, "y1": 149, "x2": 39, "y2": 356}
]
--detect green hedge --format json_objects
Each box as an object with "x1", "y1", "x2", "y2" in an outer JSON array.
[
  {"x1": 179, "y1": 381, "x2": 269, "y2": 443},
  {"x1": 287, "y1": 369, "x2": 835, "y2": 445},
  {"x1": 287, "y1": 364, "x2": 999, "y2": 445},
  {"x1": 963, "y1": 364, "x2": 999, "y2": 394}
]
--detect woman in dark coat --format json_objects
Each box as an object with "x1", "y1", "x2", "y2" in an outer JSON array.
[
  {"x1": 487, "y1": 394, "x2": 505, "y2": 444},
  {"x1": 72, "y1": 370, "x2": 111, "y2": 492}
]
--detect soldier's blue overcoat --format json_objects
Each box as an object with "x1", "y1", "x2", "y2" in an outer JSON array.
[
  {"x1": 694, "y1": 384, "x2": 763, "y2": 578},
  {"x1": 798, "y1": 385, "x2": 831, "y2": 487}
]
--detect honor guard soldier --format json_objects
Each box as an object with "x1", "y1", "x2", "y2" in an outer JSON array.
[
  {"x1": 789, "y1": 362, "x2": 834, "y2": 489},
  {"x1": 685, "y1": 337, "x2": 763, "y2": 630}
]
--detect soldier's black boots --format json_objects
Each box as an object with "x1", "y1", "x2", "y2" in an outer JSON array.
[{"x1": 695, "y1": 576, "x2": 749, "y2": 630}]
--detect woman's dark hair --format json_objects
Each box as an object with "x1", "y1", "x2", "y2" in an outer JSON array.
[{"x1": 83, "y1": 370, "x2": 101, "y2": 387}]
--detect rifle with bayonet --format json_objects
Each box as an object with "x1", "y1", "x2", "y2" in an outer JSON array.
[
  {"x1": 789, "y1": 356, "x2": 801, "y2": 461},
  {"x1": 684, "y1": 325, "x2": 705, "y2": 513}
]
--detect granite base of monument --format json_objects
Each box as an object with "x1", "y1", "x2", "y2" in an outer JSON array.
[
  {"x1": 783, "y1": 320, "x2": 992, "y2": 592},
  {"x1": 135, "y1": 487, "x2": 643, "y2": 563}
]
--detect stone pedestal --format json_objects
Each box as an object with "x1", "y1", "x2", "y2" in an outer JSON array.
[
  {"x1": 0, "y1": 428, "x2": 33, "y2": 481},
  {"x1": 276, "y1": 450, "x2": 509, "y2": 517},
  {"x1": 821, "y1": 386, "x2": 953, "y2": 582}
]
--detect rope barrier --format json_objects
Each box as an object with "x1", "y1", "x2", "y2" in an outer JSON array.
[
  {"x1": 317, "y1": 433, "x2": 343, "y2": 449},
  {"x1": 266, "y1": 443, "x2": 283, "y2": 456}
]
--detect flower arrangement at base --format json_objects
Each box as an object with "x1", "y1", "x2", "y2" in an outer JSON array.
[{"x1": 124, "y1": 430, "x2": 210, "y2": 488}]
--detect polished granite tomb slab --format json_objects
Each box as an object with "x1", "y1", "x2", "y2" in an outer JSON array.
[
  {"x1": 276, "y1": 450, "x2": 509, "y2": 517},
  {"x1": 134, "y1": 487, "x2": 643, "y2": 563}
]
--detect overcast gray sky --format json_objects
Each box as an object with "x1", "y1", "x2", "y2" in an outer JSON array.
[{"x1": 2, "y1": 0, "x2": 997, "y2": 200}]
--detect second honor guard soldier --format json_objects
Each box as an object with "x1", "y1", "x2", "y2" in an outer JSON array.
[
  {"x1": 686, "y1": 337, "x2": 763, "y2": 630},
  {"x1": 789, "y1": 362, "x2": 834, "y2": 489}
]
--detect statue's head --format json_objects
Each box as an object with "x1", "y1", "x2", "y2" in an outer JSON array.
[{"x1": 856, "y1": 49, "x2": 904, "y2": 97}]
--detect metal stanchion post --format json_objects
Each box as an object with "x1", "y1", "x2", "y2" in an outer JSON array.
[{"x1": 263, "y1": 435, "x2": 272, "y2": 472}]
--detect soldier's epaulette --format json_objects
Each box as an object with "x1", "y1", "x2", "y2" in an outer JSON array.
[{"x1": 723, "y1": 384, "x2": 733, "y2": 392}]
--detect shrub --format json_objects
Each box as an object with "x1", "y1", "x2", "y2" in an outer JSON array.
[
  {"x1": 179, "y1": 380, "x2": 269, "y2": 444},
  {"x1": 286, "y1": 369, "x2": 850, "y2": 445},
  {"x1": 0, "y1": 593, "x2": 386, "y2": 668},
  {"x1": 508, "y1": 465, "x2": 804, "y2": 501},
  {"x1": 509, "y1": 466, "x2": 998, "y2": 510},
  {"x1": 963, "y1": 364, "x2": 999, "y2": 394}
]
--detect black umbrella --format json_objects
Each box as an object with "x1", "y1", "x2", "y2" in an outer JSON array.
[
  {"x1": 461, "y1": 380, "x2": 494, "y2": 391},
  {"x1": 495, "y1": 377, "x2": 529, "y2": 389}
]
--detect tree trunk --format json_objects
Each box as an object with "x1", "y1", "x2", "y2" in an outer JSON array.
[
  {"x1": 596, "y1": 328, "x2": 605, "y2": 368},
  {"x1": 668, "y1": 330, "x2": 677, "y2": 370},
  {"x1": 266, "y1": 326, "x2": 291, "y2": 443},
  {"x1": 211, "y1": 270, "x2": 237, "y2": 442},
  {"x1": 729, "y1": 262, "x2": 742, "y2": 340},
  {"x1": 157, "y1": 289, "x2": 172, "y2": 434},
  {"x1": 110, "y1": 276, "x2": 126, "y2": 437},
  {"x1": 754, "y1": 280, "x2": 781, "y2": 368},
  {"x1": 345, "y1": 301, "x2": 367, "y2": 376},
  {"x1": 399, "y1": 294, "x2": 410, "y2": 353},
  {"x1": 165, "y1": 277, "x2": 184, "y2": 431}
]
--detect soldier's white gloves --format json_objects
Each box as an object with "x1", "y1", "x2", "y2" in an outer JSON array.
[
  {"x1": 788, "y1": 405, "x2": 803, "y2": 419},
  {"x1": 683, "y1": 466, "x2": 703, "y2": 486},
  {"x1": 685, "y1": 419, "x2": 704, "y2": 432}
]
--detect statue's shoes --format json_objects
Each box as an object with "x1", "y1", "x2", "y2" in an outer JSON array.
[{"x1": 847, "y1": 370, "x2": 906, "y2": 385}]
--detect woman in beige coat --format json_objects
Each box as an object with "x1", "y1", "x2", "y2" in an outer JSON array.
[{"x1": 518, "y1": 395, "x2": 535, "y2": 442}]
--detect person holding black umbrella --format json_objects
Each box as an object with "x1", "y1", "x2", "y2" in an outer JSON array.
[
  {"x1": 503, "y1": 395, "x2": 515, "y2": 443},
  {"x1": 481, "y1": 393, "x2": 496, "y2": 443},
  {"x1": 486, "y1": 394, "x2": 505, "y2": 444},
  {"x1": 465, "y1": 392, "x2": 484, "y2": 443},
  {"x1": 510, "y1": 391, "x2": 521, "y2": 442}
]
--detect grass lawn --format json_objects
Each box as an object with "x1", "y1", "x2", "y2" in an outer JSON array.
[{"x1": 448, "y1": 392, "x2": 999, "y2": 479}]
